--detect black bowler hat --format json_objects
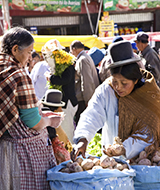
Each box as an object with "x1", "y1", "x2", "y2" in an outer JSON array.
[
  {"x1": 41, "y1": 89, "x2": 65, "y2": 107},
  {"x1": 106, "y1": 40, "x2": 141, "y2": 69}
]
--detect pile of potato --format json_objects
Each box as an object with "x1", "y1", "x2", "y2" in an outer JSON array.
[
  {"x1": 130, "y1": 144, "x2": 160, "y2": 166},
  {"x1": 59, "y1": 155, "x2": 129, "y2": 173}
]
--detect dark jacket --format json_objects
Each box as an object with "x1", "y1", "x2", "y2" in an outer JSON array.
[
  {"x1": 50, "y1": 65, "x2": 78, "y2": 108},
  {"x1": 142, "y1": 45, "x2": 160, "y2": 87}
]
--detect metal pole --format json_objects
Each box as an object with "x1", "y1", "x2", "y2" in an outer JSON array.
[
  {"x1": 95, "y1": 0, "x2": 103, "y2": 35},
  {"x1": 84, "y1": 0, "x2": 94, "y2": 34},
  {"x1": 2, "y1": 0, "x2": 11, "y2": 33}
]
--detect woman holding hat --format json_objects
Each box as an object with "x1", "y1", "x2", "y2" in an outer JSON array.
[
  {"x1": 0, "y1": 27, "x2": 63, "y2": 190},
  {"x1": 71, "y1": 40, "x2": 160, "y2": 162}
]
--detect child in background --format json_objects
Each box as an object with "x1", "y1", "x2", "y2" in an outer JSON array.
[{"x1": 41, "y1": 89, "x2": 72, "y2": 164}]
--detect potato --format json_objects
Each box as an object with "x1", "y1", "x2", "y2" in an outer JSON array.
[
  {"x1": 93, "y1": 158, "x2": 100, "y2": 166},
  {"x1": 122, "y1": 164, "x2": 129, "y2": 169},
  {"x1": 113, "y1": 137, "x2": 123, "y2": 145},
  {"x1": 66, "y1": 161, "x2": 73, "y2": 168},
  {"x1": 75, "y1": 157, "x2": 83, "y2": 165},
  {"x1": 88, "y1": 156, "x2": 96, "y2": 160},
  {"x1": 100, "y1": 155, "x2": 111, "y2": 168},
  {"x1": 92, "y1": 165, "x2": 103, "y2": 170},
  {"x1": 152, "y1": 150, "x2": 160, "y2": 163},
  {"x1": 139, "y1": 151, "x2": 147, "y2": 160},
  {"x1": 138, "y1": 158, "x2": 151, "y2": 166},
  {"x1": 112, "y1": 144, "x2": 124, "y2": 155},
  {"x1": 110, "y1": 157, "x2": 117, "y2": 167},
  {"x1": 114, "y1": 163, "x2": 123, "y2": 171},
  {"x1": 74, "y1": 165, "x2": 83, "y2": 172},
  {"x1": 81, "y1": 159, "x2": 94, "y2": 170},
  {"x1": 59, "y1": 167, "x2": 70, "y2": 173},
  {"x1": 69, "y1": 162, "x2": 79, "y2": 172}
]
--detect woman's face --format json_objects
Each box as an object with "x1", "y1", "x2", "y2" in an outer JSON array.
[
  {"x1": 111, "y1": 73, "x2": 138, "y2": 97},
  {"x1": 13, "y1": 43, "x2": 34, "y2": 67}
]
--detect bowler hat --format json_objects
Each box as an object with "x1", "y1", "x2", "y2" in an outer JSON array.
[
  {"x1": 133, "y1": 32, "x2": 149, "y2": 42},
  {"x1": 106, "y1": 40, "x2": 141, "y2": 69},
  {"x1": 88, "y1": 47, "x2": 106, "y2": 66},
  {"x1": 41, "y1": 89, "x2": 65, "y2": 107}
]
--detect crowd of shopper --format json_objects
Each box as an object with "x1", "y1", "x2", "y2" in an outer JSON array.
[{"x1": 0, "y1": 26, "x2": 160, "y2": 189}]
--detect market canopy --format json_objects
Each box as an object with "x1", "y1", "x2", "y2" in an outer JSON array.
[
  {"x1": 99, "y1": 32, "x2": 160, "y2": 44},
  {"x1": 33, "y1": 35, "x2": 106, "y2": 52}
]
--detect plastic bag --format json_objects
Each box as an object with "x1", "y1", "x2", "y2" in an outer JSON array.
[
  {"x1": 47, "y1": 159, "x2": 136, "y2": 190},
  {"x1": 131, "y1": 165, "x2": 160, "y2": 190}
]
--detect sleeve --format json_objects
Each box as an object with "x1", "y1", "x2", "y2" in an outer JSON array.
[
  {"x1": 123, "y1": 135, "x2": 152, "y2": 160},
  {"x1": 19, "y1": 107, "x2": 41, "y2": 128},
  {"x1": 50, "y1": 66, "x2": 73, "y2": 85},
  {"x1": 73, "y1": 83, "x2": 109, "y2": 143}
]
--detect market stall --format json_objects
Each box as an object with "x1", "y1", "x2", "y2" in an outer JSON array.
[{"x1": 33, "y1": 35, "x2": 106, "y2": 52}]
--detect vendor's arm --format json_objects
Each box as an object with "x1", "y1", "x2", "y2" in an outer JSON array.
[
  {"x1": 19, "y1": 107, "x2": 62, "y2": 131},
  {"x1": 73, "y1": 83, "x2": 110, "y2": 143},
  {"x1": 72, "y1": 82, "x2": 114, "y2": 160},
  {"x1": 17, "y1": 70, "x2": 62, "y2": 131}
]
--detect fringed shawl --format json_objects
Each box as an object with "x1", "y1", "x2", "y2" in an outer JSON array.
[{"x1": 110, "y1": 70, "x2": 160, "y2": 147}]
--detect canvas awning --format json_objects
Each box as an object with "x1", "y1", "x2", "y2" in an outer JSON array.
[{"x1": 33, "y1": 35, "x2": 106, "y2": 52}]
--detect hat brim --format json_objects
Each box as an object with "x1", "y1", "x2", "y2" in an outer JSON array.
[
  {"x1": 106, "y1": 57, "x2": 141, "y2": 69},
  {"x1": 41, "y1": 100, "x2": 65, "y2": 107}
]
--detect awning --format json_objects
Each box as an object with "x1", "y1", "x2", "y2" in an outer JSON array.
[
  {"x1": 99, "y1": 32, "x2": 160, "y2": 44},
  {"x1": 33, "y1": 35, "x2": 105, "y2": 52}
]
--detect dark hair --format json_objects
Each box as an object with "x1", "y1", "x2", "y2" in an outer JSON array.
[
  {"x1": 1, "y1": 27, "x2": 34, "y2": 55},
  {"x1": 137, "y1": 39, "x2": 148, "y2": 44},
  {"x1": 32, "y1": 52, "x2": 40, "y2": 59},
  {"x1": 110, "y1": 62, "x2": 143, "y2": 87},
  {"x1": 70, "y1": 40, "x2": 84, "y2": 50}
]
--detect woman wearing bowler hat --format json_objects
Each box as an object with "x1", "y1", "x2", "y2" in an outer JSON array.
[{"x1": 71, "y1": 40, "x2": 160, "y2": 162}]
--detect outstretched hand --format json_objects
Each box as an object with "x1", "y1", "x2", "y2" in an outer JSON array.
[
  {"x1": 70, "y1": 138, "x2": 88, "y2": 161},
  {"x1": 103, "y1": 144, "x2": 125, "y2": 157}
]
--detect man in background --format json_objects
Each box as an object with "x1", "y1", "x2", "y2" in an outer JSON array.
[
  {"x1": 134, "y1": 31, "x2": 160, "y2": 87},
  {"x1": 70, "y1": 40, "x2": 99, "y2": 125}
]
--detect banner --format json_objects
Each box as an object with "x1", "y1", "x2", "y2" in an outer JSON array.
[
  {"x1": 103, "y1": 0, "x2": 160, "y2": 11},
  {"x1": 99, "y1": 12, "x2": 114, "y2": 37},
  {"x1": 8, "y1": 0, "x2": 81, "y2": 12}
]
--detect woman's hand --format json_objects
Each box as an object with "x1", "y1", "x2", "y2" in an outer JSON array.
[
  {"x1": 70, "y1": 138, "x2": 88, "y2": 161},
  {"x1": 103, "y1": 144, "x2": 126, "y2": 157}
]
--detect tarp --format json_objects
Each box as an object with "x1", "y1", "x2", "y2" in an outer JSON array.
[
  {"x1": 47, "y1": 159, "x2": 136, "y2": 190},
  {"x1": 99, "y1": 32, "x2": 160, "y2": 44},
  {"x1": 33, "y1": 35, "x2": 106, "y2": 52},
  {"x1": 131, "y1": 165, "x2": 160, "y2": 190}
]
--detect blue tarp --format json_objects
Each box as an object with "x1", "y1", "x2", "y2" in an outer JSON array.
[
  {"x1": 47, "y1": 159, "x2": 136, "y2": 190},
  {"x1": 131, "y1": 165, "x2": 160, "y2": 190}
]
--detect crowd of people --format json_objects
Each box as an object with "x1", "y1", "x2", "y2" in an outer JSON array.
[{"x1": 0, "y1": 26, "x2": 160, "y2": 189}]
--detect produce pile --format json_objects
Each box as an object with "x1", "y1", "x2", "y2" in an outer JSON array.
[
  {"x1": 130, "y1": 144, "x2": 160, "y2": 166},
  {"x1": 59, "y1": 155, "x2": 129, "y2": 173}
]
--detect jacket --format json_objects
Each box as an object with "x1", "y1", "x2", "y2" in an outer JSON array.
[
  {"x1": 50, "y1": 65, "x2": 78, "y2": 108},
  {"x1": 141, "y1": 45, "x2": 160, "y2": 87},
  {"x1": 75, "y1": 51, "x2": 99, "y2": 104}
]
